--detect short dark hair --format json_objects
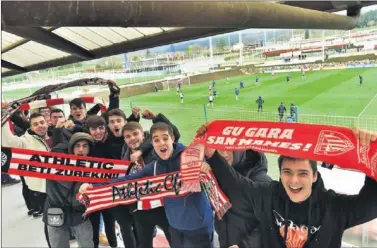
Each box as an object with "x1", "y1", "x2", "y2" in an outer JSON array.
[
  {"x1": 150, "y1": 122, "x2": 174, "y2": 138},
  {"x1": 122, "y1": 122, "x2": 143, "y2": 135},
  {"x1": 69, "y1": 98, "x2": 86, "y2": 109},
  {"x1": 278, "y1": 155, "x2": 317, "y2": 174},
  {"x1": 29, "y1": 113, "x2": 44, "y2": 123},
  {"x1": 50, "y1": 108, "x2": 65, "y2": 117},
  {"x1": 39, "y1": 107, "x2": 51, "y2": 112},
  {"x1": 108, "y1": 109, "x2": 127, "y2": 121},
  {"x1": 86, "y1": 115, "x2": 106, "y2": 129}
]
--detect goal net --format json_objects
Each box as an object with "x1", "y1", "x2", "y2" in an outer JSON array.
[{"x1": 161, "y1": 76, "x2": 191, "y2": 91}]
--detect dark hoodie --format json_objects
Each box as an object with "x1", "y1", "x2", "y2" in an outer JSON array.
[
  {"x1": 208, "y1": 150, "x2": 377, "y2": 248},
  {"x1": 215, "y1": 150, "x2": 272, "y2": 248},
  {"x1": 43, "y1": 133, "x2": 94, "y2": 227},
  {"x1": 105, "y1": 143, "x2": 214, "y2": 233}
]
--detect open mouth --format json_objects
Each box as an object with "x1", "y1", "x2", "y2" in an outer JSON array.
[
  {"x1": 288, "y1": 186, "x2": 303, "y2": 194},
  {"x1": 160, "y1": 148, "x2": 168, "y2": 154},
  {"x1": 114, "y1": 128, "x2": 120, "y2": 133}
]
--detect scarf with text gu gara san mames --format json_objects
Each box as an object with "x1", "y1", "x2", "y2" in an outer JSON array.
[{"x1": 179, "y1": 120, "x2": 377, "y2": 191}]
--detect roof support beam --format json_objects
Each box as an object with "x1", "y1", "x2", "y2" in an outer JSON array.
[
  {"x1": 1, "y1": 27, "x2": 237, "y2": 78},
  {"x1": 93, "y1": 28, "x2": 238, "y2": 58},
  {"x1": 2, "y1": 27, "x2": 95, "y2": 59},
  {"x1": 1, "y1": 1, "x2": 362, "y2": 29},
  {"x1": 2, "y1": 39, "x2": 29, "y2": 53},
  {"x1": 2, "y1": 27, "x2": 58, "y2": 53},
  {"x1": 2, "y1": 56, "x2": 85, "y2": 77},
  {"x1": 1, "y1": 60, "x2": 28, "y2": 73}
]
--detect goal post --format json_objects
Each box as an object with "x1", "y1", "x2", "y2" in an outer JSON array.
[{"x1": 162, "y1": 75, "x2": 191, "y2": 91}]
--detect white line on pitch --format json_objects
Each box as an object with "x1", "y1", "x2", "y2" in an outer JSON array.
[{"x1": 358, "y1": 92, "x2": 377, "y2": 118}]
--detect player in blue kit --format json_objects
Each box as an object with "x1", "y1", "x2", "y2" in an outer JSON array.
[{"x1": 235, "y1": 88, "x2": 239, "y2": 100}]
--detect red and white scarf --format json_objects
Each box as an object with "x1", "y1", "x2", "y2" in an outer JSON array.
[
  {"x1": 1, "y1": 146, "x2": 231, "y2": 218},
  {"x1": 180, "y1": 120, "x2": 377, "y2": 191},
  {"x1": 1, "y1": 147, "x2": 129, "y2": 183},
  {"x1": 76, "y1": 171, "x2": 230, "y2": 218},
  {"x1": 18, "y1": 97, "x2": 107, "y2": 113},
  {"x1": 2, "y1": 77, "x2": 114, "y2": 126}
]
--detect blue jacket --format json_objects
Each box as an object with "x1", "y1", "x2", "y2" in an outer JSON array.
[{"x1": 105, "y1": 143, "x2": 214, "y2": 233}]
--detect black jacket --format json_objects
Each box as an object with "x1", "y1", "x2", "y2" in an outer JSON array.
[
  {"x1": 51, "y1": 125, "x2": 84, "y2": 147},
  {"x1": 42, "y1": 143, "x2": 88, "y2": 227},
  {"x1": 215, "y1": 150, "x2": 272, "y2": 248},
  {"x1": 208, "y1": 151, "x2": 377, "y2": 248},
  {"x1": 11, "y1": 113, "x2": 29, "y2": 136},
  {"x1": 103, "y1": 131, "x2": 125, "y2": 160}
]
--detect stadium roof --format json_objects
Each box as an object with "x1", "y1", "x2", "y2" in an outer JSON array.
[{"x1": 1, "y1": 1, "x2": 376, "y2": 78}]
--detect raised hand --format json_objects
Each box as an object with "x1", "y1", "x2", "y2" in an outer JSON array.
[
  {"x1": 141, "y1": 109, "x2": 156, "y2": 120},
  {"x1": 196, "y1": 123, "x2": 216, "y2": 159},
  {"x1": 352, "y1": 127, "x2": 377, "y2": 147}
]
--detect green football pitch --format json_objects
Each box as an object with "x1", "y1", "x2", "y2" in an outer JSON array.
[
  {"x1": 119, "y1": 67, "x2": 377, "y2": 180},
  {"x1": 120, "y1": 68, "x2": 377, "y2": 142}
]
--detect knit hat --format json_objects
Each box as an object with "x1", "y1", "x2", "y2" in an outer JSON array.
[{"x1": 68, "y1": 132, "x2": 94, "y2": 154}]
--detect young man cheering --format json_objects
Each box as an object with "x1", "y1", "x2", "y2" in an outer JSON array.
[
  {"x1": 44, "y1": 132, "x2": 95, "y2": 248},
  {"x1": 106, "y1": 108, "x2": 140, "y2": 160},
  {"x1": 121, "y1": 121, "x2": 172, "y2": 248},
  {"x1": 197, "y1": 125, "x2": 377, "y2": 248},
  {"x1": 2, "y1": 113, "x2": 51, "y2": 217},
  {"x1": 81, "y1": 122, "x2": 214, "y2": 248}
]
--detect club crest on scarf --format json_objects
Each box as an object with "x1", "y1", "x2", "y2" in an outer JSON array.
[{"x1": 315, "y1": 130, "x2": 355, "y2": 156}]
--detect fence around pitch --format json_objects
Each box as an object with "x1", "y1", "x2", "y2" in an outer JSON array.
[{"x1": 124, "y1": 103, "x2": 377, "y2": 145}]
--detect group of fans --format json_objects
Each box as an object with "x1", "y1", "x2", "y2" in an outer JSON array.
[{"x1": 2, "y1": 79, "x2": 377, "y2": 248}]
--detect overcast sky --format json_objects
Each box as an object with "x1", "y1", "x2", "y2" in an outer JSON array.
[{"x1": 335, "y1": 4, "x2": 377, "y2": 15}]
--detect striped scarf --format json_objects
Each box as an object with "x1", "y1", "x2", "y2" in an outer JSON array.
[
  {"x1": 77, "y1": 171, "x2": 231, "y2": 218},
  {"x1": 1, "y1": 146, "x2": 231, "y2": 218},
  {"x1": 1, "y1": 77, "x2": 116, "y2": 126}
]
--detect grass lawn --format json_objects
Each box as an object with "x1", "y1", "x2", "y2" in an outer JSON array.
[
  {"x1": 118, "y1": 67, "x2": 377, "y2": 180},
  {"x1": 120, "y1": 67, "x2": 377, "y2": 141}
]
